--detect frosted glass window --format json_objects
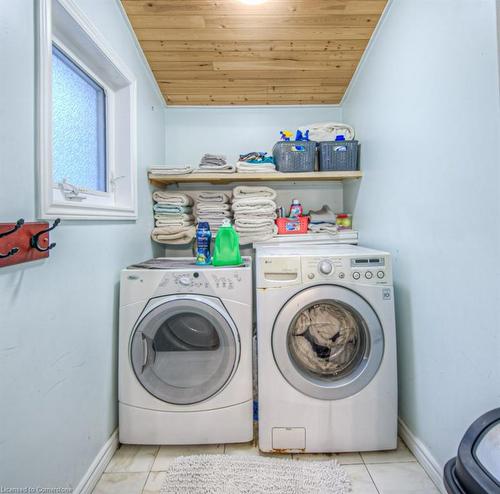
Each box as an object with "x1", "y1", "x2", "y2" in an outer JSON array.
[{"x1": 52, "y1": 44, "x2": 107, "y2": 192}]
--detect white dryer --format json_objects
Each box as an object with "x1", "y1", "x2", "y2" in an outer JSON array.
[
  {"x1": 255, "y1": 244, "x2": 397, "y2": 453},
  {"x1": 119, "y1": 258, "x2": 253, "y2": 445}
]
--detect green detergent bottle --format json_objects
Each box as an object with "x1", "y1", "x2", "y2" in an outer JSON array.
[{"x1": 212, "y1": 219, "x2": 242, "y2": 267}]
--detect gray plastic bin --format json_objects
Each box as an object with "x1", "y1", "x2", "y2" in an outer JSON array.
[
  {"x1": 318, "y1": 140, "x2": 359, "y2": 171},
  {"x1": 272, "y1": 141, "x2": 316, "y2": 172}
]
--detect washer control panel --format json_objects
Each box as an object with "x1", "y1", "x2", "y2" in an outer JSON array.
[{"x1": 301, "y1": 254, "x2": 391, "y2": 284}]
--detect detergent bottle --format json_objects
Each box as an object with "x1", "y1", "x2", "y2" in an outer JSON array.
[
  {"x1": 289, "y1": 199, "x2": 303, "y2": 219},
  {"x1": 212, "y1": 220, "x2": 242, "y2": 267},
  {"x1": 195, "y1": 222, "x2": 212, "y2": 265}
]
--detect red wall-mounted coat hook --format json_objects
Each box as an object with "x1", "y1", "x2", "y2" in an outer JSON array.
[{"x1": 0, "y1": 218, "x2": 60, "y2": 268}]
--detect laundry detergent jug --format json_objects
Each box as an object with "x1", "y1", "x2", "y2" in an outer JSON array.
[{"x1": 212, "y1": 220, "x2": 242, "y2": 267}]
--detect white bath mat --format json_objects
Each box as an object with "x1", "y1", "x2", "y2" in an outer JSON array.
[{"x1": 160, "y1": 454, "x2": 351, "y2": 494}]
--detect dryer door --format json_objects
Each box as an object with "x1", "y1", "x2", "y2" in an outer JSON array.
[
  {"x1": 130, "y1": 296, "x2": 239, "y2": 405},
  {"x1": 272, "y1": 285, "x2": 384, "y2": 400}
]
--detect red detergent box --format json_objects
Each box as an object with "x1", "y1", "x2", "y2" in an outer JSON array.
[{"x1": 276, "y1": 216, "x2": 309, "y2": 235}]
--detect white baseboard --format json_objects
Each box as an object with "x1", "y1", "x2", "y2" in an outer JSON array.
[
  {"x1": 74, "y1": 429, "x2": 119, "y2": 494},
  {"x1": 398, "y1": 419, "x2": 446, "y2": 494}
]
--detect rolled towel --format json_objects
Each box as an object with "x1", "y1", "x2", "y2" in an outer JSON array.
[
  {"x1": 233, "y1": 186, "x2": 277, "y2": 201},
  {"x1": 149, "y1": 165, "x2": 193, "y2": 175},
  {"x1": 236, "y1": 161, "x2": 276, "y2": 173},
  {"x1": 308, "y1": 205, "x2": 337, "y2": 224},
  {"x1": 153, "y1": 191, "x2": 194, "y2": 206},
  {"x1": 153, "y1": 204, "x2": 192, "y2": 214},
  {"x1": 195, "y1": 203, "x2": 231, "y2": 214},
  {"x1": 151, "y1": 226, "x2": 196, "y2": 245},
  {"x1": 232, "y1": 198, "x2": 276, "y2": 216},
  {"x1": 198, "y1": 191, "x2": 231, "y2": 203}
]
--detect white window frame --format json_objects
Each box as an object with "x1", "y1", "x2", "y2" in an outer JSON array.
[{"x1": 37, "y1": 0, "x2": 138, "y2": 220}]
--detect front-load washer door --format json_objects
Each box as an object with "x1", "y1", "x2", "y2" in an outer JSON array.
[
  {"x1": 272, "y1": 285, "x2": 384, "y2": 400},
  {"x1": 130, "y1": 296, "x2": 239, "y2": 405}
]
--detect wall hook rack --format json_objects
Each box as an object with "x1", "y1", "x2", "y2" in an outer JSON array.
[
  {"x1": 0, "y1": 218, "x2": 61, "y2": 268},
  {"x1": 31, "y1": 218, "x2": 60, "y2": 252}
]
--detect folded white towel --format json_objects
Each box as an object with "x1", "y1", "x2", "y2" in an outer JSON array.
[
  {"x1": 151, "y1": 226, "x2": 196, "y2": 245},
  {"x1": 196, "y1": 210, "x2": 232, "y2": 219},
  {"x1": 153, "y1": 191, "x2": 194, "y2": 206},
  {"x1": 155, "y1": 218, "x2": 194, "y2": 227},
  {"x1": 233, "y1": 186, "x2": 277, "y2": 201},
  {"x1": 236, "y1": 161, "x2": 277, "y2": 173},
  {"x1": 198, "y1": 192, "x2": 231, "y2": 203},
  {"x1": 195, "y1": 203, "x2": 231, "y2": 214},
  {"x1": 235, "y1": 217, "x2": 275, "y2": 229},
  {"x1": 238, "y1": 225, "x2": 277, "y2": 245},
  {"x1": 232, "y1": 198, "x2": 276, "y2": 216},
  {"x1": 154, "y1": 213, "x2": 194, "y2": 222},
  {"x1": 194, "y1": 164, "x2": 236, "y2": 174},
  {"x1": 308, "y1": 223, "x2": 339, "y2": 234},
  {"x1": 149, "y1": 165, "x2": 193, "y2": 175}
]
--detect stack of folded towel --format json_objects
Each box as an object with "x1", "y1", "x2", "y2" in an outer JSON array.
[
  {"x1": 195, "y1": 154, "x2": 235, "y2": 174},
  {"x1": 151, "y1": 191, "x2": 196, "y2": 244},
  {"x1": 308, "y1": 205, "x2": 338, "y2": 235},
  {"x1": 149, "y1": 165, "x2": 193, "y2": 176},
  {"x1": 232, "y1": 186, "x2": 278, "y2": 244},
  {"x1": 194, "y1": 191, "x2": 232, "y2": 234},
  {"x1": 236, "y1": 152, "x2": 276, "y2": 173}
]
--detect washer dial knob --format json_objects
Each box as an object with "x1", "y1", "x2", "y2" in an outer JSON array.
[
  {"x1": 318, "y1": 260, "x2": 333, "y2": 275},
  {"x1": 178, "y1": 276, "x2": 191, "y2": 287}
]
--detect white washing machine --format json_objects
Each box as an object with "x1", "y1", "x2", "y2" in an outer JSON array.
[
  {"x1": 255, "y1": 244, "x2": 397, "y2": 453},
  {"x1": 119, "y1": 257, "x2": 253, "y2": 445}
]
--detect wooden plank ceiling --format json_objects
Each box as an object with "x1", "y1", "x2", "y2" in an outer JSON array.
[{"x1": 121, "y1": 0, "x2": 387, "y2": 105}]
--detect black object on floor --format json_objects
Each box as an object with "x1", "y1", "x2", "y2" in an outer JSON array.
[{"x1": 444, "y1": 408, "x2": 500, "y2": 493}]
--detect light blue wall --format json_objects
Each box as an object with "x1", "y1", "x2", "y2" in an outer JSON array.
[
  {"x1": 164, "y1": 105, "x2": 343, "y2": 165},
  {"x1": 0, "y1": 0, "x2": 164, "y2": 488},
  {"x1": 343, "y1": 0, "x2": 500, "y2": 470}
]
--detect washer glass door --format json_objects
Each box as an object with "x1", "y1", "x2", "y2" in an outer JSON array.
[
  {"x1": 131, "y1": 297, "x2": 238, "y2": 405},
  {"x1": 272, "y1": 285, "x2": 384, "y2": 400}
]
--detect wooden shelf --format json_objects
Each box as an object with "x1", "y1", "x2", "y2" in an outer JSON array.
[{"x1": 149, "y1": 170, "x2": 362, "y2": 186}]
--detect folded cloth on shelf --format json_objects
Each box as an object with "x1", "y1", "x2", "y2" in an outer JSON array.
[
  {"x1": 152, "y1": 191, "x2": 194, "y2": 206},
  {"x1": 234, "y1": 217, "x2": 276, "y2": 229},
  {"x1": 151, "y1": 226, "x2": 196, "y2": 245},
  {"x1": 154, "y1": 213, "x2": 194, "y2": 221},
  {"x1": 237, "y1": 225, "x2": 278, "y2": 245},
  {"x1": 196, "y1": 210, "x2": 232, "y2": 219},
  {"x1": 232, "y1": 198, "x2": 276, "y2": 216},
  {"x1": 195, "y1": 203, "x2": 231, "y2": 214},
  {"x1": 298, "y1": 122, "x2": 355, "y2": 142},
  {"x1": 153, "y1": 204, "x2": 193, "y2": 214},
  {"x1": 308, "y1": 205, "x2": 337, "y2": 224},
  {"x1": 156, "y1": 218, "x2": 194, "y2": 227},
  {"x1": 149, "y1": 165, "x2": 193, "y2": 175},
  {"x1": 200, "y1": 153, "x2": 227, "y2": 165},
  {"x1": 197, "y1": 191, "x2": 230, "y2": 203},
  {"x1": 308, "y1": 223, "x2": 338, "y2": 235},
  {"x1": 236, "y1": 161, "x2": 276, "y2": 173},
  {"x1": 233, "y1": 186, "x2": 277, "y2": 201},
  {"x1": 194, "y1": 164, "x2": 236, "y2": 174}
]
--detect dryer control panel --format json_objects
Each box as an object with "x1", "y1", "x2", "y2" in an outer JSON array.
[{"x1": 301, "y1": 254, "x2": 391, "y2": 285}]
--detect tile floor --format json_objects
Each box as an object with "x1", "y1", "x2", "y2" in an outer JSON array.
[{"x1": 93, "y1": 436, "x2": 440, "y2": 494}]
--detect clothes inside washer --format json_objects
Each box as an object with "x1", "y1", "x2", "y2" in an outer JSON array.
[{"x1": 289, "y1": 303, "x2": 361, "y2": 377}]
